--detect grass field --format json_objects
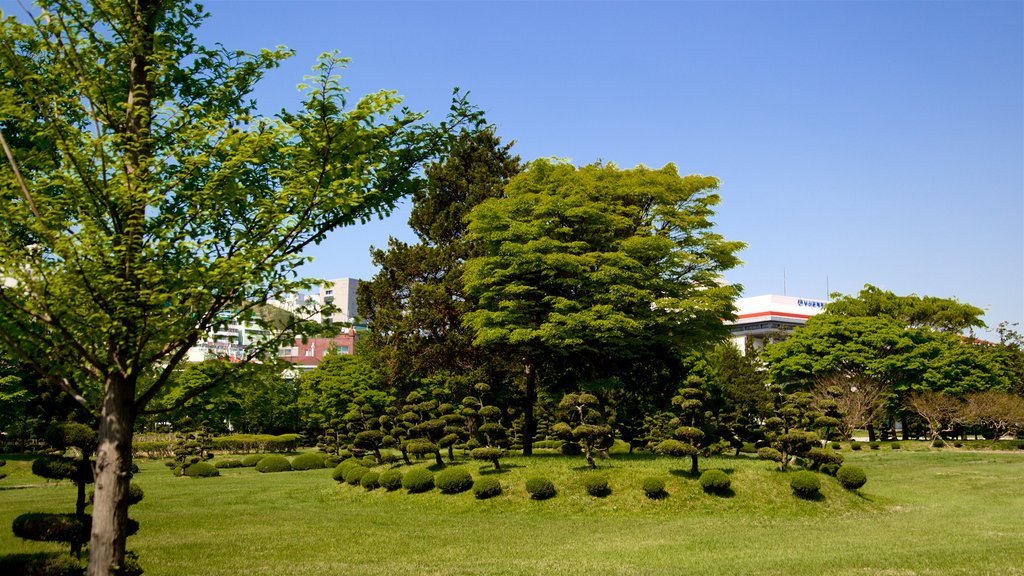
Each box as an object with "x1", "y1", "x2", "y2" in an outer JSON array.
[{"x1": 2, "y1": 445, "x2": 1023, "y2": 575}]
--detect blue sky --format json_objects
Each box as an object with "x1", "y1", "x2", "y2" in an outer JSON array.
[{"x1": 8, "y1": 0, "x2": 1024, "y2": 336}]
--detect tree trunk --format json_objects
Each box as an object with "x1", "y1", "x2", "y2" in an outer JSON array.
[
  {"x1": 690, "y1": 454, "x2": 699, "y2": 476},
  {"x1": 434, "y1": 450, "x2": 444, "y2": 467},
  {"x1": 88, "y1": 378, "x2": 136, "y2": 576},
  {"x1": 522, "y1": 360, "x2": 536, "y2": 456},
  {"x1": 901, "y1": 414, "x2": 911, "y2": 440},
  {"x1": 866, "y1": 423, "x2": 876, "y2": 442}
]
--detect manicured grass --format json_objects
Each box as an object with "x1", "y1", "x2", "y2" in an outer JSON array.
[{"x1": 2, "y1": 447, "x2": 1023, "y2": 575}]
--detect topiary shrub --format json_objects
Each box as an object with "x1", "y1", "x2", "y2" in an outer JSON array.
[
  {"x1": 471, "y1": 447, "x2": 504, "y2": 470},
  {"x1": 291, "y1": 453, "x2": 326, "y2": 471},
  {"x1": 836, "y1": 466, "x2": 868, "y2": 491},
  {"x1": 12, "y1": 513, "x2": 89, "y2": 544},
  {"x1": 343, "y1": 465, "x2": 369, "y2": 486},
  {"x1": 402, "y1": 468, "x2": 435, "y2": 493},
  {"x1": 473, "y1": 476, "x2": 502, "y2": 499},
  {"x1": 805, "y1": 447, "x2": 843, "y2": 471},
  {"x1": 240, "y1": 454, "x2": 263, "y2": 467},
  {"x1": 183, "y1": 462, "x2": 219, "y2": 478},
  {"x1": 255, "y1": 455, "x2": 292, "y2": 473},
  {"x1": 214, "y1": 459, "x2": 243, "y2": 469},
  {"x1": 831, "y1": 442, "x2": 842, "y2": 450},
  {"x1": 869, "y1": 441, "x2": 881, "y2": 450},
  {"x1": 890, "y1": 442, "x2": 902, "y2": 450},
  {"x1": 932, "y1": 438, "x2": 945, "y2": 448},
  {"x1": 790, "y1": 471, "x2": 821, "y2": 499},
  {"x1": 0, "y1": 552, "x2": 85, "y2": 576},
  {"x1": 699, "y1": 469, "x2": 731, "y2": 495},
  {"x1": 378, "y1": 469, "x2": 404, "y2": 491},
  {"x1": 435, "y1": 468, "x2": 474, "y2": 494},
  {"x1": 850, "y1": 441, "x2": 862, "y2": 451},
  {"x1": 641, "y1": 477, "x2": 666, "y2": 499},
  {"x1": 820, "y1": 463, "x2": 840, "y2": 477},
  {"x1": 380, "y1": 452, "x2": 402, "y2": 464},
  {"x1": 525, "y1": 476, "x2": 556, "y2": 500},
  {"x1": 582, "y1": 474, "x2": 610, "y2": 497},
  {"x1": 324, "y1": 455, "x2": 342, "y2": 467},
  {"x1": 757, "y1": 447, "x2": 783, "y2": 462},
  {"x1": 360, "y1": 471, "x2": 380, "y2": 490}
]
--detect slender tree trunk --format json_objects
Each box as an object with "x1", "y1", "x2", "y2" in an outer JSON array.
[
  {"x1": 522, "y1": 360, "x2": 536, "y2": 456},
  {"x1": 434, "y1": 450, "x2": 444, "y2": 467},
  {"x1": 690, "y1": 454, "x2": 699, "y2": 476},
  {"x1": 866, "y1": 423, "x2": 876, "y2": 442},
  {"x1": 88, "y1": 378, "x2": 136, "y2": 576},
  {"x1": 901, "y1": 414, "x2": 911, "y2": 440}
]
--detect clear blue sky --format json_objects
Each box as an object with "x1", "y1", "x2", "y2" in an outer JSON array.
[{"x1": 9, "y1": 0, "x2": 1024, "y2": 336}]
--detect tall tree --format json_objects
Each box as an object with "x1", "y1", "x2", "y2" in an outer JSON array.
[
  {"x1": 0, "y1": 2, "x2": 473, "y2": 573},
  {"x1": 826, "y1": 284, "x2": 986, "y2": 334},
  {"x1": 462, "y1": 160, "x2": 743, "y2": 454}
]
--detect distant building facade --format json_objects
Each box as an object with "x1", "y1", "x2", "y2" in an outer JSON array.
[
  {"x1": 278, "y1": 328, "x2": 358, "y2": 370},
  {"x1": 318, "y1": 278, "x2": 359, "y2": 325},
  {"x1": 724, "y1": 294, "x2": 828, "y2": 352}
]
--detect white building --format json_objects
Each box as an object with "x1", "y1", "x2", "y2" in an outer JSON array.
[
  {"x1": 724, "y1": 294, "x2": 828, "y2": 352},
  {"x1": 318, "y1": 277, "x2": 359, "y2": 325}
]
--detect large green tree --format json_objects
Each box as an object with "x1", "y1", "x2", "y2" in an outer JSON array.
[
  {"x1": 826, "y1": 284, "x2": 986, "y2": 334},
  {"x1": 0, "y1": 2, "x2": 473, "y2": 573},
  {"x1": 462, "y1": 160, "x2": 743, "y2": 454}
]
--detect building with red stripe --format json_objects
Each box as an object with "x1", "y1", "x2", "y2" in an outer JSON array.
[{"x1": 724, "y1": 294, "x2": 828, "y2": 352}]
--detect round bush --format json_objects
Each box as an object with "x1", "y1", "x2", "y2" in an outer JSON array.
[
  {"x1": 830, "y1": 442, "x2": 842, "y2": 450},
  {"x1": 525, "y1": 476, "x2": 556, "y2": 500},
  {"x1": 582, "y1": 474, "x2": 610, "y2": 497},
  {"x1": 183, "y1": 461, "x2": 219, "y2": 478},
  {"x1": 402, "y1": 467, "x2": 435, "y2": 493},
  {"x1": 890, "y1": 442, "x2": 902, "y2": 450},
  {"x1": 932, "y1": 438, "x2": 945, "y2": 448},
  {"x1": 699, "y1": 469, "x2": 731, "y2": 495},
  {"x1": 214, "y1": 459, "x2": 243, "y2": 469},
  {"x1": 324, "y1": 455, "x2": 342, "y2": 467},
  {"x1": 240, "y1": 454, "x2": 263, "y2": 467},
  {"x1": 378, "y1": 469, "x2": 404, "y2": 491},
  {"x1": 820, "y1": 463, "x2": 840, "y2": 477},
  {"x1": 473, "y1": 476, "x2": 502, "y2": 499},
  {"x1": 291, "y1": 453, "x2": 326, "y2": 471},
  {"x1": 360, "y1": 471, "x2": 380, "y2": 490},
  {"x1": 757, "y1": 447, "x2": 783, "y2": 462},
  {"x1": 436, "y1": 468, "x2": 474, "y2": 494},
  {"x1": 641, "y1": 477, "x2": 666, "y2": 499},
  {"x1": 790, "y1": 471, "x2": 821, "y2": 498},
  {"x1": 331, "y1": 462, "x2": 351, "y2": 482},
  {"x1": 343, "y1": 465, "x2": 369, "y2": 486},
  {"x1": 869, "y1": 442, "x2": 881, "y2": 450},
  {"x1": 850, "y1": 441, "x2": 862, "y2": 451},
  {"x1": 255, "y1": 454, "x2": 292, "y2": 473},
  {"x1": 836, "y1": 465, "x2": 868, "y2": 490},
  {"x1": 12, "y1": 513, "x2": 88, "y2": 543}
]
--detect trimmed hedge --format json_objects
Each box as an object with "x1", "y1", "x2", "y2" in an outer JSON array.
[
  {"x1": 836, "y1": 465, "x2": 868, "y2": 490},
  {"x1": 210, "y1": 433, "x2": 303, "y2": 453},
  {"x1": 582, "y1": 474, "x2": 610, "y2": 497},
  {"x1": 436, "y1": 468, "x2": 474, "y2": 494},
  {"x1": 255, "y1": 455, "x2": 292, "y2": 473},
  {"x1": 360, "y1": 471, "x2": 380, "y2": 490},
  {"x1": 641, "y1": 477, "x2": 666, "y2": 499},
  {"x1": 240, "y1": 454, "x2": 263, "y2": 467},
  {"x1": 525, "y1": 476, "x2": 556, "y2": 500},
  {"x1": 214, "y1": 459, "x2": 244, "y2": 469},
  {"x1": 378, "y1": 469, "x2": 404, "y2": 491},
  {"x1": 291, "y1": 453, "x2": 326, "y2": 471},
  {"x1": 790, "y1": 471, "x2": 821, "y2": 498},
  {"x1": 0, "y1": 552, "x2": 84, "y2": 576},
  {"x1": 473, "y1": 476, "x2": 502, "y2": 499},
  {"x1": 183, "y1": 462, "x2": 219, "y2": 478},
  {"x1": 757, "y1": 447, "x2": 783, "y2": 462},
  {"x1": 402, "y1": 468, "x2": 435, "y2": 493},
  {"x1": 343, "y1": 465, "x2": 369, "y2": 486},
  {"x1": 699, "y1": 469, "x2": 731, "y2": 495}
]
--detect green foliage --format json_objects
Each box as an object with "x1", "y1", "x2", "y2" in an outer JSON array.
[
  {"x1": 183, "y1": 462, "x2": 220, "y2": 478},
  {"x1": 836, "y1": 466, "x2": 868, "y2": 491},
  {"x1": 472, "y1": 476, "x2": 503, "y2": 500},
  {"x1": 655, "y1": 439, "x2": 699, "y2": 458},
  {"x1": 210, "y1": 434, "x2": 303, "y2": 454},
  {"x1": 641, "y1": 477, "x2": 667, "y2": 499},
  {"x1": 255, "y1": 455, "x2": 293, "y2": 474},
  {"x1": 869, "y1": 442, "x2": 881, "y2": 450},
  {"x1": 525, "y1": 477, "x2": 556, "y2": 500},
  {"x1": 932, "y1": 438, "x2": 946, "y2": 448},
  {"x1": 699, "y1": 470, "x2": 731, "y2": 495},
  {"x1": 0, "y1": 552, "x2": 84, "y2": 576},
  {"x1": 582, "y1": 474, "x2": 611, "y2": 497},
  {"x1": 471, "y1": 447, "x2": 504, "y2": 470},
  {"x1": 831, "y1": 442, "x2": 842, "y2": 450},
  {"x1": 241, "y1": 454, "x2": 264, "y2": 467},
  {"x1": 436, "y1": 468, "x2": 474, "y2": 494},
  {"x1": 12, "y1": 513, "x2": 88, "y2": 544},
  {"x1": 851, "y1": 442, "x2": 862, "y2": 451},
  {"x1": 359, "y1": 471, "x2": 380, "y2": 491},
  {"x1": 344, "y1": 466, "x2": 370, "y2": 486},
  {"x1": 402, "y1": 468, "x2": 435, "y2": 493},
  {"x1": 291, "y1": 453, "x2": 326, "y2": 471},
  {"x1": 757, "y1": 447, "x2": 783, "y2": 462},
  {"x1": 31, "y1": 456, "x2": 86, "y2": 483},
  {"x1": 805, "y1": 448, "x2": 844, "y2": 471},
  {"x1": 214, "y1": 459, "x2": 244, "y2": 469},
  {"x1": 378, "y1": 469, "x2": 404, "y2": 492},
  {"x1": 789, "y1": 471, "x2": 822, "y2": 499},
  {"x1": 891, "y1": 442, "x2": 902, "y2": 450}
]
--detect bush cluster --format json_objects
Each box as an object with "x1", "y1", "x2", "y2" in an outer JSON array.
[
  {"x1": 699, "y1": 469, "x2": 731, "y2": 495},
  {"x1": 641, "y1": 477, "x2": 666, "y2": 499},
  {"x1": 343, "y1": 465, "x2": 369, "y2": 486},
  {"x1": 582, "y1": 474, "x2": 610, "y2": 497},
  {"x1": 183, "y1": 462, "x2": 219, "y2": 478},
  {"x1": 210, "y1": 433, "x2": 303, "y2": 453},
  {"x1": 291, "y1": 453, "x2": 326, "y2": 471},
  {"x1": 255, "y1": 455, "x2": 292, "y2": 473},
  {"x1": 473, "y1": 476, "x2": 502, "y2": 499},
  {"x1": 436, "y1": 468, "x2": 474, "y2": 494},
  {"x1": 378, "y1": 469, "x2": 404, "y2": 491},
  {"x1": 789, "y1": 471, "x2": 821, "y2": 498},
  {"x1": 214, "y1": 459, "x2": 243, "y2": 469},
  {"x1": 836, "y1": 466, "x2": 868, "y2": 490},
  {"x1": 359, "y1": 471, "x2": 380, "y2": 490},
  {"x1": 525, "y1": 476, "x2": 556, "y2": 500},
  {"x1": 402, "y1": 468, "x2": 435, "y2": 493}
]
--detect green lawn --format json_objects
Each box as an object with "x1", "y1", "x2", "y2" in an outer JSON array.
[{"x1": 2, "y1": 446, "x2": 1023, "y2": 575}]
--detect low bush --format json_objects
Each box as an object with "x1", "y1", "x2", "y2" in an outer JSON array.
[
  {"x1": 360, "y1": 455, "x2": 378, "y2": 467},
  {"x1": 402, "y1": 468, "x2": 435, "y2": 493},
  {"x1": 255, "y1": 455, "x2": 292, "y2": 473},
  {"x1": 533, "y1": 440, "x2": 563, "y2": 450},
  {"x1": 324, "y1": 455, "x2": 342, "y2": 467},
  {"x1": 525, "y1": 476, "x2": 556, "y2": 500},
  {"x1": 820, "y1": 463, "x2": 840, "y2": 477},
  {"x1": 641, "y1": 476, "x2": 666, "y2": 499},
  {"x1": 12, "y1": 512, "x2": 88, "y2": 544},
  {"x1": 830, "y1": 442, "x2": 842, "y2": 450},
  {"x1": 378, "y1": 469, "x2": 404, "y2": 491},
  {"x1": 0, "y1": 552, "x2": 85, "y2": 576},
  {"x1": 360, "y1": 471, "x2": 380, "y2": 490},
  {"x1": 790, "y1": 471, "x2": 821, "y2": 498},
  {"x1": 214, "y1": 459, "x2": 243, "y2": 469},
  {"x1": 343, "y1": 465, "x2": 369, "y2": 486},
  {"x1": 699, "y1": 469, "x2": 731, "y2": 495},
  {"x1": 291, "y1": 453, "x2": 326, "y2": 471},
  {"x1": 932, "y1": 438, "x2": 945, "y2": 448},
  {"x1": 836, "y1": 465, "x2": 868, "y2": 490},
  {"x1": 471, "y1": 476, "x2": 500, "y2": 499},
  {"x1": 890, "y1": 442, "x2": 902, "y2": 450},
  {"x1": 183, "y1": 462, "x2": 219, "y2": 478},
  {"x1": 850, "y1": 442, "x2": 862, "y2": 451},
  {"x1": 869, "y1": 442, "x2": 881, "y2": 450},
  {"x1": 757, "y1": 447, "x2": 783, "y2": 462},
  {"x1": 805, "y1": 447, "x2": 843, "y2": 470},
  {"x1": 380, "y1": 452, "x2": 402, "y2": 464},
  {"x1": 331, "y1": 462, "x2": 351, "y2": 482},
  {"x1": 436, "y1": 468, "x2": 474, "y2": 494},
  {"x1": 240, "y1": 454, "x2": 263, "y2": 467},
  {"x1": 582, "y1": 474, "x2": 610, "y2": 497}
]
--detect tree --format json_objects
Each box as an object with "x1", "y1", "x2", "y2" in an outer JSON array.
[
  {"x1": 0, "y1": 2, "x2": 475, "y2": 572},
  {"x1": 462, "y1": 160, "x2": 742, "y2": 454},
  {"x1": 707, "y1": 341, "x2": 772, "y2": 453},
  {"x1": 826, "y1": 284, "x2": 986, "y2": 334},
  {"x1": 811, "y1": 372, "x2": 887, "y2": 440},
  {"x1": 963, "y1": 391, "x2": 1024, "y2": 440},
  {"x1": 552, "y1": 392, "x2": 614, "y2": 469},
  {"x1": 907, "y1": 391, "x2": 965, "y2": 442},
  {"x1": 651, "y1": 376, "x2": 721, "y2": 475},
  {"x1": 297, "y1": 348, "x2": 385, "y2": 434}
]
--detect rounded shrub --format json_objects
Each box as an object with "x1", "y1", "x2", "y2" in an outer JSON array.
[
  {"x1": 343, "y1": 465, "x2": 369, "y2": 486},
  {"x1": 255, "y1": 454, "x2": 292, "y2": 473},
  {"x1": 435, "y1": 468, "x2": 474, "y2": 494},
  {"x1": 402, "y1": 467, "x2": 435, "y2": 493},
  {"x1": 473, "y1": 476, "x2": 502, "y2": 499},
  {"x1": 836, "y1": 465, "x2": 868, "y2": 491},
  {"x1": 380, "y1": 452, "x2": 402, "y2": 464},
  {"x1": 790, "y1": 471, "x2": 821, "y2": 498},
  {"x1": 0, "y1": 551, "x2": 85, "y2": 576},
  {"x1": 932, "y1": 438, "x2": 945, "y2": 448},
  {"x1": 183, "y1": 461, "x2": 219, "y2": 478},
  {"x1": 240, "y1": 454, "x2": 263, "y2": 467},
  {"x1": 869, "y1": 441, "x2": 881, "y2": 450},
  {"x1": 806, "y1": 447, "x2": 844, "y2": 470},
  {"x1": 699, "y1": 469, "x2": 731, "y2": 495},
  {"x1": 582, "y1": 474, "x2": 610, "y2": 497},
  {"x1": 214, "y1": 459, "x2": 243, "y2": 469},
  {"x1": 359, "y1": 455, "x2": 377, "y2": 467},
  {"x1": 12, "y1": 513, "x2": 88, "y2": 543},
  {"x1": 525, "y1": 476, "x2": 556, "y2": 500},
  {"x1": 850, "y1": 441, "x2": 862, "y2": 451},
  {"x1": 830, "y1": 442, "x2": 842, "y2": 450},
  {"x1": 820, "y1": 463, "x2": 841, "y2": 477},
  {"x1": 291, "y1": 453, "x2": 326, "y2": 471},
  {"x1": 641, "y1": 476, "x2": 666, "y2": 499},
  {"x1": 360, "y1": 471, "x2": 380, "y2": 490},
  {"x1": 331, "y1": 462, "x2": 351, "y2": 482},
  {"x1": 378, "y1": 469, "x2": 404, "y2": 491},
  {"x1": 890, "y1": 442, "x2": 902, "y2": 450},
  {"x1": 757, "y1": 447, "x2": 783, "y2": 462}
]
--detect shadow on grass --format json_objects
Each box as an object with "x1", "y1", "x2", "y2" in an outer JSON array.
[
  {"x1": 704, "y1": 487, "x2": 736, "y2": 498},
  {"x1": 794, "y1": 492, "x2": 826, "y2": 502},
  {"x1": 668, "y1": 469, "x2": 700, "y2": 479}
]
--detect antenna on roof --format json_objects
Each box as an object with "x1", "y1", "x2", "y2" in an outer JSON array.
[{"x1": 783, "y1": 268, "x2": 787, "y2": 296}]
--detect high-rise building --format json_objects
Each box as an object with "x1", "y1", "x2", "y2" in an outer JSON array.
[{"x1": 318, "y1": 277, "x2": 359, "y2": 325}]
